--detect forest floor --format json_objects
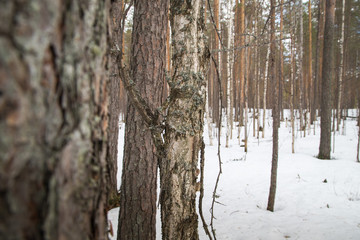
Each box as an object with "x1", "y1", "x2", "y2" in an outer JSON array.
[{"x1": 108, "y1": 109, "x2": 360, "y2": 240}]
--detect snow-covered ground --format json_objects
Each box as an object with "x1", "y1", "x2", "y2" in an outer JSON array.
[{"x1": 108, "y1": 110, "x2": 360, "y2": 240}]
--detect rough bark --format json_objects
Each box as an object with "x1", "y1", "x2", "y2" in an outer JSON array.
[
  {"x1": 318, "y1": 0, "x2": 335, "y2": 160},
  {"x1": 118, "y1": 1, "x2": 168, "y2": 239},
  {"x1": 0, "y1": 0, "x2": 109, "y2": 239},
  {"x1": 160, "y1": 1, "x2": 208, "y2": 239},
  {"x1": 267, "y1": 0, "x2": 279, "y2": 212}
]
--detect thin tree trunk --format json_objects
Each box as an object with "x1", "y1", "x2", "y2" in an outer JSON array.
[
  {"x1": 239, "y1": 0, "x2": 245, "y2": 126},
  {"x1": 160, "y1": 1, "x2": 208, "y2": 239},
  {"x1": 253, "y1": 24, "x2": 257, "y2": 138},
  {"x1": 336, "y1": 0, "x2": 345, "y2": 132},
  {"x1": 318, "y1": 0, "x2": 335, "y2": 160},
  {"x1": 312, "y1": 0, "x2": 325, "y2": 127},
  {"x1": 297, "y1": 0, "x2": 304, "y2": 136},
  {"x1": 255, "y1": 2, "x2": 260, "y2": 140},
  {"x1": 206, "y1": 88, "x2": 214, "y2": 146},
  {"x1": 279, "y1": 0, "x2": 284, "y2": 122},
  {"x1": 267, "y1": 0, "x2": 279, "y2": 212},
  {"x1": 290, "y1": 1, "x2": 295, "y2": 153},
  {"x1": 308, "y1": 0, "x2": 313, "y2": 132},
  {"x1": 163, "y1": 9, "x2": 171, "y2": 103},
  {"x1": 244, "y1": 35, "x2": 249, "y2": 152},
  {"x1": 226, "y1": 0, "x2": 234, "y2": 148},
  {"x1": 108, "y1": 0, "x2": 124, "y2": 206},
  {"x1": 262, "y1": 40, "x2": 270, "y2": 139},
  {"x1": 0, "y1": 0, "x2": 109, "y2": 239},
  {"x1": 234, "y1": 0, "x2": 240, "y2": 121},
  {"x1": 213, "y1": 0, "x2": 220, "y2": 127},
  {"x1": 118, "y1": 1, "x2": 168, "y2": 239}
]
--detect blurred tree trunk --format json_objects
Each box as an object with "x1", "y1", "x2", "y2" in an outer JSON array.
[
  {"x1": 117, "y1": 0, "x2": 168, "y2": 239},
  {"x1": 318, "y1": 0, "x2": 335, "y2": 159},
  {"x1": 108, "y1": 0, "x2": 124, "y2": 206},
  {"x1": 0, "y1": 0, "x2": 109, "y2": 239}
]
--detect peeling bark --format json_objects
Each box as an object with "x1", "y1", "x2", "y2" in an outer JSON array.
[{"x1": 159, "y1": 1, "x2": 208, "y2": 239}]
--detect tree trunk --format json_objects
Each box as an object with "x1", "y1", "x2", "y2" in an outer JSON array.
[
  {"x1": 262, "y1": 39, "x2": 270, "y2": 139},
  {"x1": 267, "y1": 0, "x2": 279, "y2": 212},
  {"x1": 163, "y1": 10, "x2": 171, "y2": 103},
  {"x1": 226, "y1": 0, "x2": 234, "y2": 148},
  {"x1": 318, "y1": 0, "x2": 335, "y2": 160},
  {"x1": 336, "y1": 0, "x2": 345, "y2": 132},
  {"x1": 297, "y1": 0, "x2": 304, "y2": 136},
  {"x1": 118, "y1": 1, "x2": 168, "y2": 239},
  {"x1": 0, "y1": 0, "x2": 109, "y2": 239},
  {"x1": 108, "y1": 0, "x2": 124, "y2": 206},
  {"x1": 244, "y1": 35, "x2": 249, "y2": 152},
  {"x1": 312, "y1": 0, "x2": 325, "y2": 125},
  {"x1": 212, "y1": 0, "x2": 220, "y2": 127},
  {"x1": 308, "y1": 0, "x2": 313, "y2": 130},
  {"x1": 290, "y1": 3, "x2": 296, "y2": 154},
  {"x1": 255, "y1": 2, "x2": 261, "y2": 140},
  {"x1": 279, "y1": 0, "x2": 284, "y2": 122},
  {"x1": 160, "y1": 1, "x2": 208, "y2": 239},
  {"x1": 239, "y1": 0, "x2": 245, "y2": 126},
  {"x1": 253, "y1": 5, "x2": 258, "y2": 138},
  {"x1": 234, "y1": 0, "x2": 240, "y2": 121}
]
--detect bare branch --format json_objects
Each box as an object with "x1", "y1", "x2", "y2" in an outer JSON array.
[{"x1": 116, "y1": 55, "x2": 159, "y2": 127}]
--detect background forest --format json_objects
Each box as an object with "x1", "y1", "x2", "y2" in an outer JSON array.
[{"x1": 0, "y1": 0, "x2": 359, "y2": 240}]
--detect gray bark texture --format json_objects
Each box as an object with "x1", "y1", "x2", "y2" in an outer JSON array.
[
  {"x1": 0, "y1": 0, "x2": 110, "y2": 240},
  {"x1": 159, "y1": 1, "x2": 208, "y2": 239},
  {"x1": 117, "y1": 0, "x2": 168, "y2": 239},
  {"x1": 319, "y1": 0, "x2": 335, "y2": 159}
]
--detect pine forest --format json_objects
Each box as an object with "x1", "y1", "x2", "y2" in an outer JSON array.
[{"x1": 1, "y1": 0, "x2": 360, "y2": 239}]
